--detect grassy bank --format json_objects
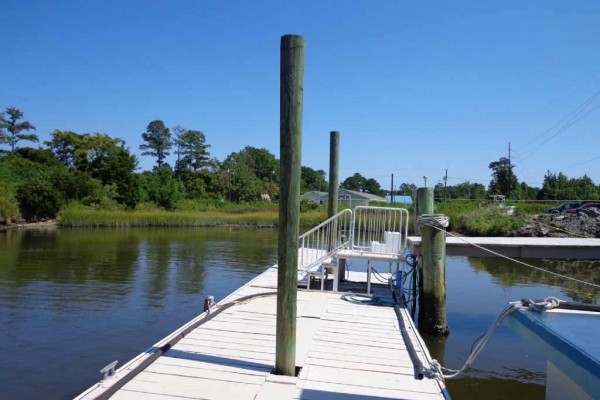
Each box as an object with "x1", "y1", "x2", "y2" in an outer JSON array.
[
  {"x1": 436, "y1": 200, "x2": 531, "y2": 236},
  {"x1": 59, "y1": 204, "x2": 327, "y2": 228}
]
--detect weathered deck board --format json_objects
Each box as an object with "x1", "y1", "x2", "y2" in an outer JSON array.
[{"x1": 77, "y1": 266, "x2": 447, "y2": 400}]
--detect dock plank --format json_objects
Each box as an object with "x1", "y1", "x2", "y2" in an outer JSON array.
[{"x1": 77, "y1": 264, "x2": 447, "y2": 400}]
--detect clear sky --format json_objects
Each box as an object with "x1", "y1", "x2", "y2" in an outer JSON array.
[{"x1": 3, "y1": 0, "x2": 599, "y2": 190}]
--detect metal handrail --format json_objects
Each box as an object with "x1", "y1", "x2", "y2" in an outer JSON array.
[
  {"x1": 298, "y1": 209, "x2": 352, "y2": 271},
  {"x1": 351, "y1": 206, "x2": 409, "y2": 255}
]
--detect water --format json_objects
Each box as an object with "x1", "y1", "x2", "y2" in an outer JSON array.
[
  {"x1": 1, "y1": 228, "x2": 598, "y2": 400},
  {"x1": 424, "y1": 256, "x2": 600, "y2": 400},
  {"x1": 0, "y1": 227, "x2": 278, "y2": 400}
]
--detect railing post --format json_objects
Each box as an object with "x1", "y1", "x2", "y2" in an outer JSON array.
[
  {"x1": 418, "y1": 214, "x2": 450, "y2": 337},
  {"x1": 275, "y1": 34, "x2": 304, "y2": 376}
]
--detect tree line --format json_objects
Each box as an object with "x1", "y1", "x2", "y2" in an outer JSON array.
[
  {"x1": 2, "y1": 107, "x2": 598, "y2": 222},
  {"x1": 429, "y1": 157, "x2": 600, "y2": 201},
  {"x1": 0, "y1": 108, "x2": 384, "y2": 222}
]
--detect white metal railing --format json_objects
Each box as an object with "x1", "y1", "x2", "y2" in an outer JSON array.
[
  {"x1": 298, "y1": 209, "x2": 352, "y2": 271},
  {"x1": 351, "y1": 206, "x2": 409, "y2": 255}
]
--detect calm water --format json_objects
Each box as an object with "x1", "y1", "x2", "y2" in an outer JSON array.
[{"x1": 1, "y1": 228, "x2": 598, "y2": 400}]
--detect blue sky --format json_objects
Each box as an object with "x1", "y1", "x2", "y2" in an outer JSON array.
[{"x1": 2, "y1": 0, "x2": 599, "y2": 190}]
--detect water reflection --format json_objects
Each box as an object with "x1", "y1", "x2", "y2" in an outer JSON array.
[
  {"x1": 424, "y1": 256, "x2": 600, "y2": 400},
  {"x1": 0, "y1": 227, "x2": 278, "y2": 400},
  {"x1": 469, "y1": 257, "x2": 600, "y2": 303}
]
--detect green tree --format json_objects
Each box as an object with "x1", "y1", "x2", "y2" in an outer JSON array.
[
  {"x1": 341, "y1": 173, "x2": 385, "y2": 196},
  {"x1": 488, "y1": 157, "x2": 518, "y2": 197},
  {"x1": 222, "y1": 151, "x2": 264, "y2": 202},
  {"x1": 301, "y1": 166, "x2": 326, "y2": 192},
  {"x1": 174, "y1": 127, "x2": 211, "y2": 171},
  {"x1": 538, "y1": 171, "x2": 599, "y2": 200},
  {"x1": 47, "y1": 131, "x2": 141, "y2": 208},
  {"x1": 16, "y1": 173, "x2": 63, "y2": 221},
  {"x1": 140, "y1": 120, "x2": 172, "y2": 169},
  {"x1": 398, "y1": 183, "x2": 417, "y2": 195},
  {"x1": 434, "y1": 181, "x2": 486, "y2": 200},
  {"x1": 141, "y1": 166, "x2": 182, "y2": 210},
  {"x1": 239, "y1": 146, "x2": 278, "y2": 180},
  {"x1": 364, "y1": 178, "x2": 385, "y2": 196},
  {"x1": 342, "y1": 173, "x2": 367, "y2": 191},
  {"x1": 45, "y1": 130, "x2": 80, "y2": 168},
  {"x1": 0, "y1": 107, "x2": 37, "y2": 153}
]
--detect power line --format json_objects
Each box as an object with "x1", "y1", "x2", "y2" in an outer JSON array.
[
  {"x1": 560, "y1": 155, "x2": 600, "y2": 171},
  {"x1": 520, "y1": 87, "x2": 600, "y2": 150},
  {"x1": 517, "y1": 88, "x2": 600, "y2": 161}
]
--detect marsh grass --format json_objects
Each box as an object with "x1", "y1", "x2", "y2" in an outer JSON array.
[
  {"x1": 59, "y1": 203, "x2": 327, "y2": 228},
  {"x1": 455, "y1": 207, "x2": 527, "y2": 236}
]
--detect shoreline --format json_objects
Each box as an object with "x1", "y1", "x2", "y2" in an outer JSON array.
[{"x1": 0, "y1": 220, "x2": 58, "y2": 231}]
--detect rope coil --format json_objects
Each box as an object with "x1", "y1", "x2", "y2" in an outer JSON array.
[{"x1": 416, "y1": 214, "x2": 449, "y2": 233}]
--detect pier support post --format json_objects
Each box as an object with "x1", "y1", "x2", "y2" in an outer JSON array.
[
  {"x1": 275, "y1": 34, "x2": 304, "y2": 376},
  {"x1": 418, "y1": 214, "x2": 450, "y2": 337},
  {"x1": 328, "y1": 130, "x2": 345, "y2": 281},
  {"x1": 414, "y1": 187, "x2": 433, "y2": 234},
  {"x1": 328, "y1": 131, "x2": 339, "y2": 219}
]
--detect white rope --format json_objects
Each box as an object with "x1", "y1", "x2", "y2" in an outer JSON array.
[
  {"x1": 416, "y1": 214, "x2": 449, "y2": 232},
  {"x1": 434, "y1": 297, "x2": 563, "y2": 379},
  {"x1": 423, "y1": 224, "x2": 600, "y2": 290},
  {"x1": 436, "y1": 301, "x2": 520, "y2": 379}
]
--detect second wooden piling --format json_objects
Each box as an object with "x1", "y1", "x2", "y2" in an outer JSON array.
[
  {"x1": 328, "y1": 131, "x2": 340, "y2": 219},
  {"x1": 418, "y1": 214, "x2": 450, "y2": 337}
]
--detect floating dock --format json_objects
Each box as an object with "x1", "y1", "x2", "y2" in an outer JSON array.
[
  {"x1": 408, "y1": 236, "x2": 600, "y2": 259},
  {"x1": 76, "y1": 266, "x2": 448, "y2": 400}
]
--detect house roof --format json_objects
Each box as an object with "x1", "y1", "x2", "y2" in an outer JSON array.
[
  {"x1": 300, "y1": 189, "x2": 387, "y2": 202},
  {"x1": 341, "y1": 189, "x2": 387, "y2": 202}
]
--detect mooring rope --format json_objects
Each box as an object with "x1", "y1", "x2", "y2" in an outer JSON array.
[
  {"x1": 429, "y1": 297, "x2": 562, "y2": 379},
  {"x1": 418, "y1": 219, "x2": 600, "y2": 290},
  {"x1": 416, "y1": 214, "x2": 449, "y2": 232}
]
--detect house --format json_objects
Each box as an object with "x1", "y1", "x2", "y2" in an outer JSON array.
[{"x1": 300, "y1": 189, "x2": 388, "y2": 208}]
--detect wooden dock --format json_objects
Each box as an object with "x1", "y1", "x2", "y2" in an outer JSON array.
[
  {"x1": 76, "y1": 267, "x2": 448, "y2": 400},
  {"x1": 408, "y1": 236, "x2": 600, "y2": 259}
]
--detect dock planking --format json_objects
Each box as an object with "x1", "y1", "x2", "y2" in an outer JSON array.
[{"x1": 77, "y1": 266, "x2": 448, "y2": 400}]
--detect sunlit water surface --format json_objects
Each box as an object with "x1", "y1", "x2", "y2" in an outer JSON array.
[{"x1": 0, "y1": 228, "x2": 598, "y2": 399}]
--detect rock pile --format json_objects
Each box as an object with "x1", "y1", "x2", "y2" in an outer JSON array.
[{"x1": 516, "y1": 207, "x2": 600, "y2": 238}]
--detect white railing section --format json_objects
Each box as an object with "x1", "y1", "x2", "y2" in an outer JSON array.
[
  {"x1": 298, "y1": 209, "x2": 352, "y2": 271},
  {"x1": 351, "y1": 206, "x2": 409, "y2": 256}
]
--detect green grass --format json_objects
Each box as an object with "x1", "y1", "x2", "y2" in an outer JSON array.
[
  {"x1": 58, "y1": 203, "x2": 327, "y2": 228},
  {"x1": 454, "y1": 207, "x2": 527, "y2": 236}
]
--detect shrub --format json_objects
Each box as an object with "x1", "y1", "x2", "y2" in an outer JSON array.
[
  {"x1": 300, "y1": 199, "x2": 319, "y2": 212},
  {"x1": 16, "y1": 175, "x2": 63, "y2": 221},
  {"x1": 0, "y1": 185, "x2": 21, "y2": 224}
]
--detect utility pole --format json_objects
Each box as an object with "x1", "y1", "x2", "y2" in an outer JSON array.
[
  {"x1": 391, "y1": 173, "x2": 394, "y2": 203},
  {"x1": 443, "y1": 169, "x2": 448, "y2": 202}
]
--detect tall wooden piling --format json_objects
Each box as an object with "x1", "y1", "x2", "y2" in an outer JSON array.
[
  {"x1": 327, "y1": 131, "x2": 339, "y2": 219},
  {"x1": 418, "y1": 214, "x2": 450, "y2": 337},
  {"x1": 328, "y1": 130, "x2": 346, "y2": 282},
  {"x1": 416, "y1": 187, "x2": 434, "y2": 216},
  {"x1": 414, "y1": 187, "x2": 433, "y2": 234},
  {"x1": 275, "y1": 34, "x2": 304, "y2": 376}
]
